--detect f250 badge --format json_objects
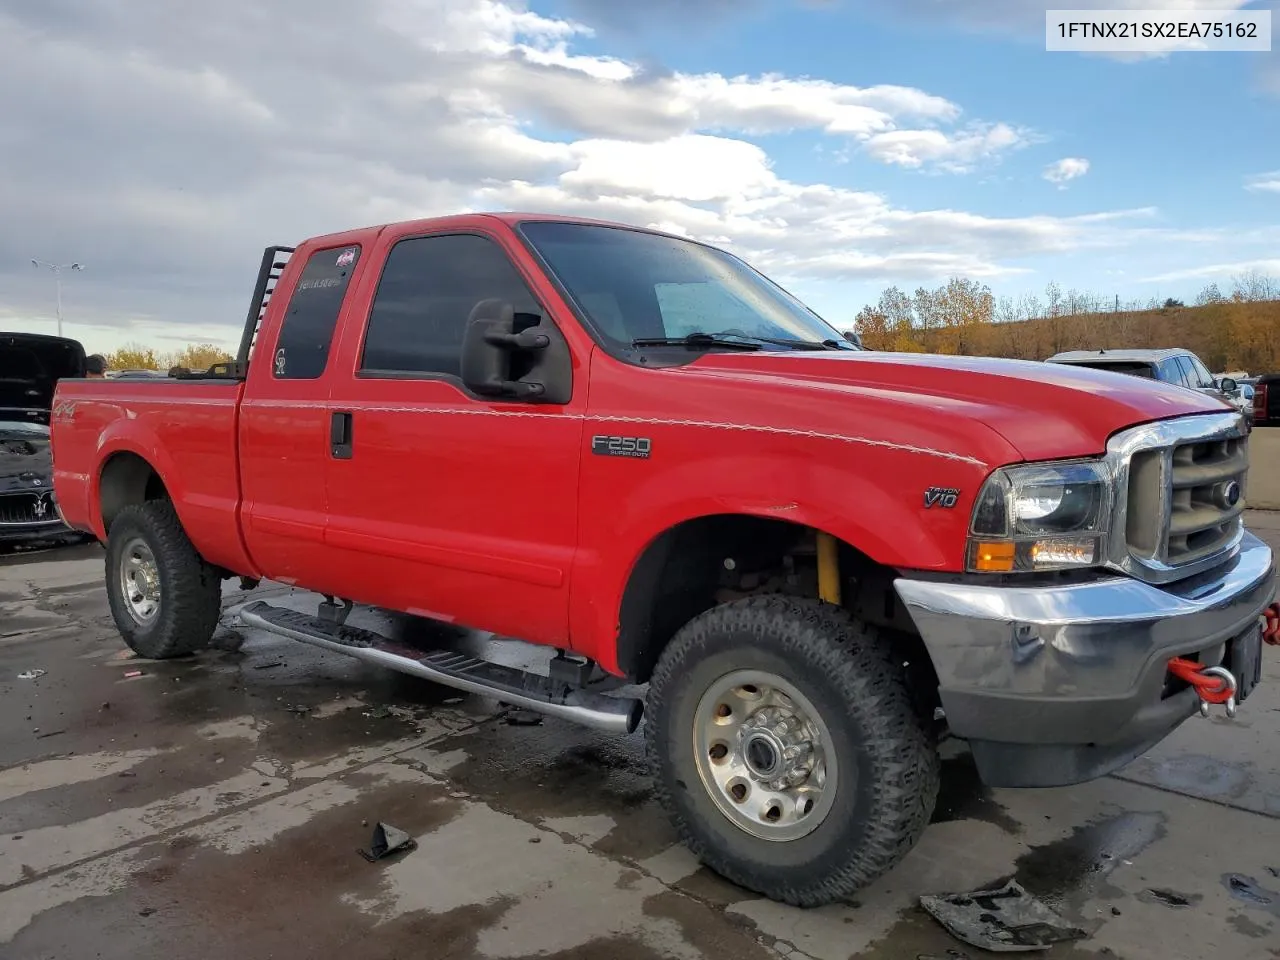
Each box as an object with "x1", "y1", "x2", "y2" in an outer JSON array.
[
  {"x1": 923, "y1": 486, "x2": 959, "y2": 509},
  {"x1": 592, "y1": 435, "x2": 651, "y2": 459}
]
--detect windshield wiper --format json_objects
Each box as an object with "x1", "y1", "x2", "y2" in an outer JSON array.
[
  {"x1": 631, "y1": 333, "x2": 763, "y2": 351},
  {"x1": 745, "y1": 335, "x2": 848, "y2": 351}
]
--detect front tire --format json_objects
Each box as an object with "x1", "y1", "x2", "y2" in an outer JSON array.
[
  {"x1": 645, "y1": 596, "x2": 939, "y2": 907},
  {"x1": 104, "y1": 501, "x2": 222, "y2": 659}
]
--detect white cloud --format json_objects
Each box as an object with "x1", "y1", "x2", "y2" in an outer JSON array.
[
  {"x1": 1043, "y1": 157, "x2": 1091, "y2": 188},
  {"x1": 1245, "y1": 171, "x2": 1280, "y2": 194},
  {"x1": 864, "y1": 123, "x2": 1032, "y2": 172},
  {"x1": 0, "y1": 0, "x2": 1257, "y2": 350},
  {"x1": 1140, "y1": 259, "x2": 1280, "y2": 283}
]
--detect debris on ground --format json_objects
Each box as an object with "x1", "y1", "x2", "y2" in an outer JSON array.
[
  {"x1": 920, "y1": 880, "x2": 1088, "y2": 952},
  {"x1": 358, "y1": 822, "x2": 417, "y2": 862},
  {"x1": 253, "y1": 660, "x2": 284, "y2": 670},
  {"x1": 17, "y1": 669, "x2": 47, "y2": 680},
  {"x1": 1222, "y1": 874, "x2": 1280, "y2": 915},
  {"x1": 285, "y1": 704, "x2": 312, "y2": 715},
  {"x1": 363, "y1": 705, "x2": 393, "y2": 719},
  {"x1": 1138, "y1": 888, "x2": 1200, "y2": 909},
  {"x1": 122, "y1": 670, "x2": 144, "y2": 679},
  {"x1": 443, "y1": 696, "x2": 464, "y2": 705},
  {"x1": 503, "y1": 707, "x2": 544, "y2": 726}
]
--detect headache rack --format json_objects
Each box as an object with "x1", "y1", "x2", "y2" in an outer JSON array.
[{"x1": 176, "y1": 245, "x2": 294, "y2": 381}]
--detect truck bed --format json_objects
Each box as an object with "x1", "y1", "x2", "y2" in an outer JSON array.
[{"x1": 51, "y1": 378, "x2": 255, "y2": 576}]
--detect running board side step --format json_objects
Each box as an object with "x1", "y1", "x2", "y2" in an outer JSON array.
[{"x1": 237, "y1": 601, "x2": 643, "y2": 735}]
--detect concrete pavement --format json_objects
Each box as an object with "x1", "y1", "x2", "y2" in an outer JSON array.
[{"x1": 2, "y1": 531, "x2": 1279, "y2": 960}]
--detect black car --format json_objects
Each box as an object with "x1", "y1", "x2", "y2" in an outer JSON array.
[
  {"x1": 0, "y1": 332, "x2": 86, "y2": 547},
  {"x1": 0, "y1": 419, "x2": 70, "y2": 544}
]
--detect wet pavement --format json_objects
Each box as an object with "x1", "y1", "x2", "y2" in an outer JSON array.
[{"x1": 2, "y1": 526, "x2": 1279, "y2": 960}]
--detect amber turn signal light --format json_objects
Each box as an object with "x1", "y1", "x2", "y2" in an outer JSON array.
[{"x1": 970, "y1": 541, "x2": 1015, "y2": 572}]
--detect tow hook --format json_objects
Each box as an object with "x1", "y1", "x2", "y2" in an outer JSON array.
[
  {"x1": 1167, "y1": 657, "x2": 1238, "y2": 719},
  {"x1": 1262, "y1": 602, "x2": 1280, "y2": 646}
]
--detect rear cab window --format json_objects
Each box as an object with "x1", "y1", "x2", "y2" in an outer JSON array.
[{"x1": 273, "y1": 245, "x2": 361, "y2": 380}]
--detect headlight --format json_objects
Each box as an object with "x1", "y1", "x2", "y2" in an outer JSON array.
[{"x1": 967, "y1": 461, "x2": 1111, "y2": 572}]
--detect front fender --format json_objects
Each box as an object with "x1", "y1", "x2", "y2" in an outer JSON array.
[{"x1": 570, "y1": 447, "x2": 989, "y2": 672}]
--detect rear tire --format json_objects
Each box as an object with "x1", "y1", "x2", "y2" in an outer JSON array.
[
  {"x1": 104, "y1": 500, "x2": 222, "y2": 659},
  {"x1": 645, "y1": 595, "x2": 939, "y2": 907}
]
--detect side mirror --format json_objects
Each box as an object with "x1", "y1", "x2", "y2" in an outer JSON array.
[
  {"x1": 1219, "y1": 377, "x2": 1238, "y2": 394},
  {"x1": 461, "y1": 299, "x2": 556, "y2": 401},
  {"x1": 842, "y1": 330, "x2": 863, "y2": 348}
]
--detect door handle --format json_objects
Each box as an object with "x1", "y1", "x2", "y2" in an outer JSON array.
[{"x1": 330, "y1": 411, "x2": 353, "y2": 460}]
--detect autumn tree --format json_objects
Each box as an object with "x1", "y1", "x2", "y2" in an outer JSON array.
[
  {"x1": 168, "y1": 343, "x2": 233, "y2": 371},
  {"x1": 1195, "y1": 282, "x2": 1224, "y2": 306},
  {"x1": 104, "y1": 344, "x2": 160, "y2": 370}
]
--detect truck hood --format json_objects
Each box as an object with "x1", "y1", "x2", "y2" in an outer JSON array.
[
  {"x1": 690, "y1": 350, "x2": 1230, "y2": 462},
  {"x1": 0, "y1": 332, "x2": 87, "y2": 423}
]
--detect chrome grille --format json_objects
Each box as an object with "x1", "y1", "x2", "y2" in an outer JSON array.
[
  {"x1": 1107, "y1": 412, "x2": 1248, "y2": 584},
  {"x1": 1167, "y1": 435, "x2": 1247, "y2": 563},
  {"x1": 0, "y1": 491, "x2": 58, "y2": 525}
]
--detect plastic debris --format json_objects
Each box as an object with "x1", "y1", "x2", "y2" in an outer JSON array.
[
  {"x1": 358, "y1": 822, "x2": 417, "y2": 862},
  {"x1": 920, "y1": 880, "x2": 1088, "y2": 952},
  {"x1": 17, "y1": 669, "x2": 47, "y2": 680},
  {"x1": 123, "y1": 670, "x2": 144, "y2": 679},
  {"x1": 503, "y1": 707, "x2": 544, "y2": 726}
]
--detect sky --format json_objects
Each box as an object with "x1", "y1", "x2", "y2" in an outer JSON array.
[{"x1": 0, "y1": 0, "x2": 1277, "y2": 354}]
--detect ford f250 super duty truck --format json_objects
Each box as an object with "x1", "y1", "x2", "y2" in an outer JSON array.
[{"x1": 50, "y1": 214, "x2": 1276, "y2": 907}]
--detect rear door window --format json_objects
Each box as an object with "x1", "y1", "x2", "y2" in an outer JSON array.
[
  {"x1": 273, "y1": 245, "x2": 361, "y2": 380},
  {"x1": 1157, "y1": 358, "x2": 1187, "y2": 385}
]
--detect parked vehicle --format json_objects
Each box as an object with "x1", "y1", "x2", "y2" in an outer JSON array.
[
  {"x1": 49, "y1": 214, "x2": 1274, "y2": 906},
  {"x1": 1, "y1": 332, "x2": 85, "y2": 546},
  {"x1": 1231, "y1": 381, "x2": 1256, "y2": 428},
  {"x1": 1045, "y1": 347, "x2": 1239, "y2": 405},
  {"x1": 0, "y1": 419, "x2": 73, "y2": 546},
  {"x1": 1252, "y1": 374, "x2": 1280, "y2": 427},
  {"x1": 1, "y1": 332, "x2": 86, "y2": 424}
]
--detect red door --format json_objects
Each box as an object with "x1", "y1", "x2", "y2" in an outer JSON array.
[
  {"x1": 238, "y1": 231, "x2": 375, "y2": 594},
  {"x1": 323, "y1": 224, "x2": 587, "y2": 647}
]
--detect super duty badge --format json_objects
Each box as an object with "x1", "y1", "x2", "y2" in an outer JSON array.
[{"x1": 592, "y1": 435, "x2": 651, "y2": 459}]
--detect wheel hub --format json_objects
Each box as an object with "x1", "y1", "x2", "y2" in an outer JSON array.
[
  {"x1": 693, "y1": 669, "x2": 838, "y2": 842},
  {"x1": 119, "y1": 537, "x2": 161, "y2": 625}
]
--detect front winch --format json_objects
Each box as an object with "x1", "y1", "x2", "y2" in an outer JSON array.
[{"x1": 1167, "y1": 657, "x2": 1239, "y2": 719}]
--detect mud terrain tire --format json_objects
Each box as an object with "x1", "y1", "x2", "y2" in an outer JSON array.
[
  {"x1": 645, "y1": 595, "x2": 939, "y2": 907},
  {"x1": 105, "y1": 500, "x2": 222, "y2": 659}
]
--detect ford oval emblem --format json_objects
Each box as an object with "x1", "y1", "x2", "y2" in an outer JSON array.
[{"x1": 1216, "y1": 480, "x2": 1242, "y2": 509}]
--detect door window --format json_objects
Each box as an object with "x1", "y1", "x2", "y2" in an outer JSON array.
[
  {"x1": 1157, "y1": 358, "x2": 1187, "y2": 386},
  {"x1": 1187, "y1": 355, "x2": 1215, "y2": 388},
  {"x1": 360, "y1": 234, "x2": 541, "y2": 379},
  {"x1": 1174, "y1": 356, "x2": 1200, "y2": 388},
  {"x1": 273, "y1": 245, "x2": 361, "y2": 380}
]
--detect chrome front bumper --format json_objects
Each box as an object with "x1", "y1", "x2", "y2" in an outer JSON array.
[{"x1": 894, "y1": 530, "x2": 1275, "y2": 786}]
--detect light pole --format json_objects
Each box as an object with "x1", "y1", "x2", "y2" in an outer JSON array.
[{"x1": 30, "y1": 260, "x2": 85, "y2": 338}]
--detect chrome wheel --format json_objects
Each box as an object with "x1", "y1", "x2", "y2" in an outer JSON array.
[
  {"x1": 693, "y1": 669, "x2": 838, "y2": 841},
  {"x1": 119, "y1": 537, "x2": 161, "y2": 625}
]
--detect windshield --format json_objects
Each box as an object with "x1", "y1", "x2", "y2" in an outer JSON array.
[{"x1": 520, "y1": 222, "x2": 855, "y2": 351}]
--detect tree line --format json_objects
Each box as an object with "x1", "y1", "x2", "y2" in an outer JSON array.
[
  {"x1": 851, "y1": 269, "x2": 1280, "y2": 373},
  {"x1": 102, "y1": 343, "x2": 233, "y2": 372}
]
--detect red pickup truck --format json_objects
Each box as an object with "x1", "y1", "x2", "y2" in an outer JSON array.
[{"x1": 51, "y1": 213, "x2": 1274, "y2": 906}]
